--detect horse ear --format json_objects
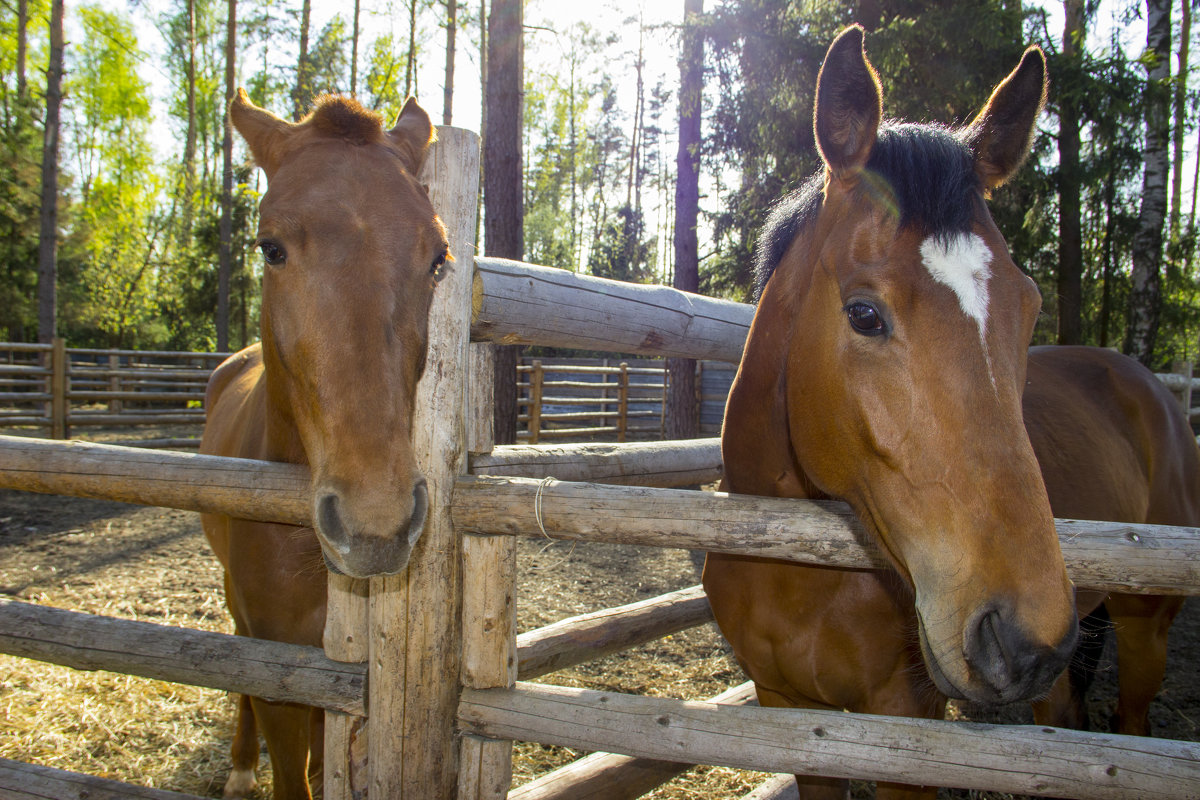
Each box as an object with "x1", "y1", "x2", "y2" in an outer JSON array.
[
  {"x1": 388, "y1": 97, "x2": 436, "y2": 175},
  {"x1": 814, "y1": 25, "x2": 882, "y2": 179},
  {"x1": 962, "y1": 46, "x2": 1047, "y2": 190},
  {"x1": 229, "y1": 88, "x2": 294, "y2": 179}
]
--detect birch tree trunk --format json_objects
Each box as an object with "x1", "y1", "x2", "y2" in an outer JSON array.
[
  {"x1": 217, "y1": 0, "x2": 237, "y2": 353},
  {"x1": 667, "y1": 0, "x2": 704, "y2": 440},
  {"x1": 484, "y1": 0, "x2": 523, "y2": 445},
  {"x1": 1056, "y1": 0, "x2": 1084, "y2": 346},
  {"x1": 1126, "y1": 0, "x2": 1171, "y2": 366},
  {"x1": 36, "y1": 0, "x2": 65, "y2": 345},
  {"x1": 181, "y1": 0, "x2": 197, "y2": 247},
  {"x1": 1170, "y1": 0, "x2": 1190, "y2": 239}
]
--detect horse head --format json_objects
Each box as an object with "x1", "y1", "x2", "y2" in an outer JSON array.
[
  {"x1": 230, "y1": 92, "x2": 449, "y2": 579},
  {"x1": 739, "y1": 27, "x2": 1077, "y2": 705}
]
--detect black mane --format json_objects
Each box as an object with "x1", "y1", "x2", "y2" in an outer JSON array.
[{"x1": 752, "y1": 122, "x2": 981, "y2": 300}]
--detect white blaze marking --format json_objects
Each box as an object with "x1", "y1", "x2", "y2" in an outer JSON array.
[{"x1": 920, "y1": 232, "x2": 996, "y2": 387}]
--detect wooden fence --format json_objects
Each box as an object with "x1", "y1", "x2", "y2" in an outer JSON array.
[
  {"x1": 0, "y1": 341, "x2": 227, "y2": 445},
  {"x1": 1, "y1": 127, "x2": 1199, "y2": 800},
  {"x1": 2, "y1": 341, "x2": 1189, "y2": 448}
]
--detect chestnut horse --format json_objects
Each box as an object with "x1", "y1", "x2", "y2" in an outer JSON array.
[
  {"x1": 703, "y1": 27, "x2": 1199, "y2": 799},
  {"x1": 200, "y1": 92, "x2": 449, "y2": 799}
]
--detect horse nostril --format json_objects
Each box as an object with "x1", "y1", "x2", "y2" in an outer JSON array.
[
  {"x1": 965, "y1": 606, "x2": 1016, "y2": 691},
  {"x1": 316, "y1": 492, "x2": 349, "y2": 553},
  {"x1": 407, "y1": 478, "x2": 429, "y2": 544}
]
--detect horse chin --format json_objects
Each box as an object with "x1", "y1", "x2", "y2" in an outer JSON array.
[{"x1": 319, "y1": 540, "x2": 417, "y2": 580}]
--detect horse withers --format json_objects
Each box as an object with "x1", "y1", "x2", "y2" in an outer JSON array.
[
  {"x1": 200, "y1": 92, "x2": 449, "y2": 799},
  {"x1": 703, "y1": 26, "x2": 1199, "y2": 799}
]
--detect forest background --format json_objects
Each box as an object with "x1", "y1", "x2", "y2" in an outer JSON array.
[{"x1": 1, "y1": 0, "x2": 1198, "y2": 372}]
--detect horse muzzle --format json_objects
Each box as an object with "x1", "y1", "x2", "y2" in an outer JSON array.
[
  {"x1": 313, "y1": 477, "x2": 429, "y2": 579},
  {"x1": 920, "y1": 600, "x2": 1079, "y2": 706}
]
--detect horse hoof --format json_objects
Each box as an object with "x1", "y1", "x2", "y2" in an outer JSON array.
[{"x1": 222, "y1": 768, "x2": 257, "y2": 799}]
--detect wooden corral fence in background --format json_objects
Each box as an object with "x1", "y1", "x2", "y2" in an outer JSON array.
[
  {"x1": 0, "y1": 341, "x2": 228, "y2": 445},
  {"x1": 2, "y1": 344, "x2": 1191, "y2": 447},
  {"x1": 1, "y1": 128, "x2": 1200, "y2": 800}
]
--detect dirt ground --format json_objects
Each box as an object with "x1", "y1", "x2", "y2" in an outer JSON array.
[{"x1": 0, "y1": 469, "x2": 1198, "y2": 798}]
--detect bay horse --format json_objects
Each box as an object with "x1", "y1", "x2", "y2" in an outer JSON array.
[
  {"x1": 703, "y1": 26, "x2": 1199, "y2": 799},
  {"x1": 200, "y1": 91, "x2": 449, "y2": 799}
]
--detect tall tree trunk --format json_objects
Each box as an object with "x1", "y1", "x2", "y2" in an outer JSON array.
[
  {"x1": 406, "y1": 0, "x2": 418, "y2": 97},
  {"x1": 1057, "y1": 0, "x2": 1084, "y2": 345},
  {"x1": 1170, "y1": 0, "x2": 1191, "y2": 238},
  {"x1": 217, "y1": 0, "x2": 237, "y2": 352},
  {"x1": 181, "y1": 0, "x2": 198, "y2": 250},
  {"x1": 16, "y1": 0, "x2": 28, "y2": 100},
  {"x1": 1126, "y1": 0, "x2": 1172, "y2": 366},
  {"x1": 485, "y1": 0, "x2": 523, "y2": 444},
  {"x1": 667, "y1": 0, "x2": 703, "y2": 441},
  {"x1": 1099, "y1": 171, "x2": 1117, "y2": 348},
  {"x1": 351, "y1": 0, "x2": 361, "y2": 96},
  {"x1": 37, "y1": 0, "x2": 65, "y2": 344},
  {"x1": 443, "y1": 0, "x2": 456, "y2": 124},
  {"x1": 293, "y1": 0, "x2": 312, "y2": 120}
]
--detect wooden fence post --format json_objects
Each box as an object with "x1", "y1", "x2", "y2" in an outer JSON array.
[
  {"x1": 50, "y1": 337, "x2": 67, "y2": 440},
  {"x1": 528, "y1": 360, "x2": 544, "y2": 444},
  {"x1": 1171, "y1": 361, "x2": 1193, "y2": 415},
  {"x1": 458, "y1": 342, "x2": 517, "y2": 799},
  {"x1": 617, "y1": 362, "x2": 629, "y2": 443},
  {"x1": 323, "y1": 575, "x2": 369, "y2": 800},
  {"x1": 108, "y1": 352, "x2": 122, "y2": 414},
  {"x1": 364, "y1": 125, "x2": 480, "y2": 799}
]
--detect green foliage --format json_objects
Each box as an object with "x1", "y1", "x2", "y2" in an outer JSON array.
[{"x1": 64, "y1": 4, "x2": 164, "y2": 347}]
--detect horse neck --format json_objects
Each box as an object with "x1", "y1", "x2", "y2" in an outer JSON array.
[
  {"x1": 723, "y1": 255, "x2": 824, "y2": 501},
  {"x1": 257, "y1": 327, "x2": 309, "y2": 466}
]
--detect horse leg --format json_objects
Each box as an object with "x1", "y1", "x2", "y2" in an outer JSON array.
[
  {"x1": 753, "y1": 684, "x2": 850, "y2": 800},
  {"x1": 306, "y1": 706, "x2": 324, "y2": 791},
  {"x1": 250, "y1": 697, "x2": 317, "y2": 800},
  {"x1": 222, "y1": 693, "x2": 260, "y2": 799},
  {"x1": 1105, "y1": 593, "x2": 1184, "y2": 736}
]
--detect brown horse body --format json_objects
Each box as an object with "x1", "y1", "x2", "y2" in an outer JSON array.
[
  {"x1": 704, "y1": 28, "x2": 1199, "y2": 799},
  {"x1": 201, "y1": 92, "x2": 449, "y2": 800}
]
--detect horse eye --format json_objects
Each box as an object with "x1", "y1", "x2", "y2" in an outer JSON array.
[
  {"x1": 258, "y1": 240, "x2": 287, "y2": 267},
  {"x1": 430, "y1": 250, "x2": 449, "y2": 282},
  {"x1": 846, "y1": 301, "x2": 887, "y2": 337}
]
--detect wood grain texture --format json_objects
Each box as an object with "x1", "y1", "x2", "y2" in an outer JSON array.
[
  {"x1": 471, "y1": 258, "x2": 753, "y2": 363},
  {"x1": 0, "y1": 598, "x2": 364, "y2": 714},
  {"x1": 0, "y1": 757, "x2": 208, "y2": 800},
  {"x1": 469, "y1": 439, "x2": 722, "y2": 487},
  {"x1": 452, "y1": 475, "x2": 1200, "y2": 595},
  {"x1": 508, "y1": 682, "x2": 754, "y2": 800},
  {"x1": 461, "y1": 682, "x2": 1200, "y2": 800}
]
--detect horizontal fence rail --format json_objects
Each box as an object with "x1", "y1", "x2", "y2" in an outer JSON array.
[
  {"x1": 2, "y1": 437, "x2": 1197, "y2": 595},
  {"x1": 458, "y1": 682, "x2": 1200, "y2": 800},
  {"x1": 470, "y1": 258, "x2": 754, "y2": 363},
  {"x1": 453, "y1": 475, "x2": 1200, "y2": 596},
  {"x1": 0, "y1": 581, "x2": 714, "y2": 712},
  {"x1": 0, "y1": 598, "x2": 366, "y2": 714}
]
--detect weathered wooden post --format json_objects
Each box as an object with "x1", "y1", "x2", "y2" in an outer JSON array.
[
  {"x1": 528, "y1": 360, "x2": 544, "y2": 444},
  {"x1": 49, "y1": 337, "x2": 67, "y2": 440},
  {"x1": 322, "y1": 125, "x2": 480, "y2": 799},
  {"x1": 458, "y1": 341, "x2": 517, "y2": 799},
  {"x1": 617, "y1": 362, "x2": 629, "y2": 443},
  {"x1": 108, "y1": 352, "x2": 122, "y2": 415}
]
